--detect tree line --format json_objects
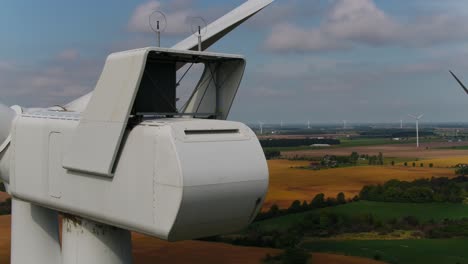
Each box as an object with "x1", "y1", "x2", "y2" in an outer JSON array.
[{"x1": 359, "y1": 177, "x2": 468, "y2": 203}]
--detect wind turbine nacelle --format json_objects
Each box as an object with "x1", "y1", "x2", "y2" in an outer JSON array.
[
  {"x1": 8, "y1": 113, "x2": 268, "y2": 240},
  {"x1": 3, "y1": 48, "x2": 269, "y2": 241}
]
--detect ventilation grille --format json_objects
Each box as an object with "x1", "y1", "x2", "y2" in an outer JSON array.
[{"x1": 184, "y1": 129, "x2": 239, "y2": 135}]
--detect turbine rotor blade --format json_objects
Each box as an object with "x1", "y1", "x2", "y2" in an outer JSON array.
[
  {"x1": 0, "y1": 103, "x2": 16, "y2": 149},
  {"x1": 172, "y1": 0, "x2": 274, "y2": 51},
  {"x1": 450, "y1": 70, "x2": 468, "y2": 95}
]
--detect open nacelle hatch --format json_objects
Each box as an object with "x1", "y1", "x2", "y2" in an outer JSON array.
[{"x1": 63, "y1": 47, "x2": 246, "y2": 177}]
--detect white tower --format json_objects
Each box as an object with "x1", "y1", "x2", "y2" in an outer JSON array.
[{"x1": 408, "y1": 114, "x2": 424, "y2": 148}]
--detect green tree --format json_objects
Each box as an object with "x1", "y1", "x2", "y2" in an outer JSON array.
[
  {"x1": 336, "y1": 192, "x2": 346, "y2": 204},
  {"x1": 456, "y1": 166, "x2": 468, "y2": 176},
  {"x1": 310, "y1": 193, "x2": 326, "y2": 208},
  {"x1": 287, "y1": 200, "x2": 302, "y2": 213},
  {"x1": 378, "y1": 152, "x2": 384, "y2": 165}
]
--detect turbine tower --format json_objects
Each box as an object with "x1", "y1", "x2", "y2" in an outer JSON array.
[
  {"x1": 307, "y1": 120, "x2": 310, "y2": 129},
  {"x1": 259, "y1": 121, "x2": 265, "y2": 135},
  {"x1": 408, "y1": 114, "x2": 424, "y2": 148},
  {"x1": 400, "y1": 119, "x2": 403, "y2": 129},
  {"x1": 343, "y1": 120, "x2": 347, "y2": 130}
]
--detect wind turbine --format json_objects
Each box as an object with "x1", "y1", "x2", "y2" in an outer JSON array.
[
  {"x1": 408, "y1": 114, "x2": 424, "y2": 148},
  {"x1": 0, "y1": 1, "x2": 274, "y2": 264},
  {"x1": 307, "y1": 120, "x2": 310, "y2": 129},
  {"x1": 259, "y1": 121, "x2": 265, "y2": 135},
  {"x1": 343, "y1": 120, "x2": 347, "y2": 130},
  {"x1": 400, "y1": 119, "x2": 403, "y2": 129}
]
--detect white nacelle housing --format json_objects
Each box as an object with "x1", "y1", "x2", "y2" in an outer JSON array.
[
  {"x1": 6, "y1": 47, "x2": 269, "y2": 241},
  {"x1": 9, "y1": 113, "x2": 268, "y2": 240}
]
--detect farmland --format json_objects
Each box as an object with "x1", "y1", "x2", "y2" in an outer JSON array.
[
  {"x1": 282, "y1": 141, "x2": 468, "y2": 159},
  {"x1": 265, "y1": 159, "x2": 455, "y2": 209},
  {"x1": 254, "y1": 201, "x2": 468, "y2": 232},
  {"x1": 303, "y1": 239, "x2": 468, "y2": 264}
]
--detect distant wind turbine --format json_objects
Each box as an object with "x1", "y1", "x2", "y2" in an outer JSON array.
[
  {"x1": 307, "y1": 120, "x2": 310, "y2": 129},
  {"x1": 400, "y1": 120, "x2": 403, "y2": 129},
  {"x1": 343, "y1": 120, "x2": 347, "y2": 130},
  {"x1": 258, "y1": 121, "x2": 264, "y2": 135},
  {"x1": 408, "y1": 114, "x2": 424, "y2": 148}
]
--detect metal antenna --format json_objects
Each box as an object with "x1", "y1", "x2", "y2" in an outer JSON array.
[
  {"x1": 149, "y1": 11, "x2": 167, "y2": 47},
  {"x1": 189, "y1": 17, "x2": 207, "y2": 52}
]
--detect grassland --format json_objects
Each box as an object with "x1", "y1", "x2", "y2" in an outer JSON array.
[
  {"x1": 302, "y1": 239, "x2": 468, "y2": 264},
  {"x1": 255, "y1": 201, "x2": 468, "y2": 232},
  {"x1": 265, "y1": 160, "x2": 455, "y2": 209}
]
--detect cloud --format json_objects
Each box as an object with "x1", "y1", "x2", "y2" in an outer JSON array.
[
  {"x1": 57, "y1": 49, "x2": 80, "y2": 61},
  {"x1": 0, "y1": 51, "x2": 101, "y2": 107},
  {"x1": 127, "y1": 1, "x2": 201, "y2": 36},
  {"x1": 264, "y1": 0, "x2": 468, "y2": 53}
]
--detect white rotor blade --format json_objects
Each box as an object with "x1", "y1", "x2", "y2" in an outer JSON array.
[
  {"x1": 417, "y1": 114, "x2": 424, "y2": 119},
  {"x1": 408, "y1": 114, "x2": 417, "y2": 119},
  {"x1": 172, "y1": 0, "x2": 274, "y2": 51}
]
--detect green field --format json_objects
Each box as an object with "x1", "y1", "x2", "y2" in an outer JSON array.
[
  {"x1": 264, "y1": 137, "x2": 439, "y2": 152},
  {"x1": 255, "y1": 201, "x2": 468, "y2": 232},
  {"x1": 303, "y1": 239, "x2": 468, "y2": 264},
  {"x1": 439, "y1": 145, "x2": 468, "y2": 150}
]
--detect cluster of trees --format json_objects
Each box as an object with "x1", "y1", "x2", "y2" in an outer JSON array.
[
  {"x1": 260, "y1": 138, "x2": 340, "y2": 148},
  {"x1": 319, "y1": 152, "x2": 384, "y2": 167},
  {"x1": 403, "y1": 162, "x2": 434, "y2": 168},
  {"x1": 256, "y1": 192, "x2": 352, "y2": 222},
  {"x1": 0, "y1": 198, "x2": 11, "y2": 215},
  {"x1": 359, "y1": 177, "x2": 468, "y2": 203},
  {"x1": 456, "y1": 166, "x2": 468, "y2": 176},
  {"x1": 366, "y1": 152, "x2": 384, "y2": 165},
  {"x1": 264, "y1": 150, "x2": 281, "y2": 160},
  {"x1": 220, "y1": 210, "x2": 468, "y2": 253}
]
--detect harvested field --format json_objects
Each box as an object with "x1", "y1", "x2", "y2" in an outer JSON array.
[
  {"x1": 264, "y1": 160, "x2": 455, "y2": 209},
  {"x1": 283, "y1": 141, "x2": 468, "y2": 159},
  {"x1": 0, "y1": 192, "x2": 9, "y2": 203},
  {"x1": 0, "y1": 215, "x2": 384, "y2": 264}
]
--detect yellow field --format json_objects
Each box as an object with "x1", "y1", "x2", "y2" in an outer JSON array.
[
  {"x1": 264, "y1": 160, "x2": 455, "y2": 209},
  {"x1": 399, "y1": 156, "x2": 468, "y2": 168}
]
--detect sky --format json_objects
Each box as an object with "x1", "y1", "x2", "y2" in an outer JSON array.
[{"x1": 2, "y1": 0, "x2": 468, "y2": 124}]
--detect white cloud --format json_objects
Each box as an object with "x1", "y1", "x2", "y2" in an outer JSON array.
[
  {"x1": 57, "y1": 49, "x2": 80, "y2": 61},
  {"x1": 264, "y1": 0, "x2": 468, "y2": 53},
  {"x1": 0, "y1": 51, "x2": 101, "y2": 107},
  {"x1": 127, "y1": 1, "x2": 194, "y2": 36}
]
